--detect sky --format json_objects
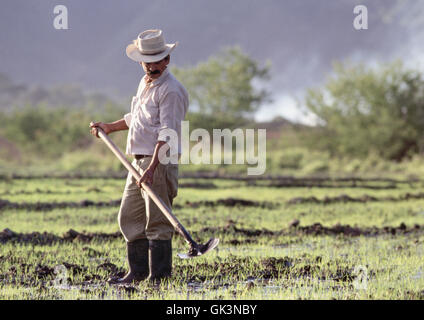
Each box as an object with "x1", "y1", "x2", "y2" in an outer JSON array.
[{"x1": 0, "y1": 0, "x2": 423, "y2": 123}]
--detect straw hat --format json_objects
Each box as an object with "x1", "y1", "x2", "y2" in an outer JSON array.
[{"x1": 126, "y1": 29, "x2": 178, "y2": 63}]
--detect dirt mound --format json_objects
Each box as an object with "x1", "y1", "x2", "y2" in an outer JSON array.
[
  {"x1": 291, "y1": 222, "x2": 421, "y2": 237},
  {"x1": 0, "y1": 199, "x2": 122, "y2": 211},
  {"x1": 294, "y1": 222, "x2": 421, "y2": 236},
  {"x1": 1, "y1": 222, "x2": 420, "y2": 246},
  {"x1": 1, "y1": 197, "x2": 275, "y2": 212},
  {"x1": 260, "y1": 257, "x2": 293, "y2": 279},
  {"x1": 201, "y1": 220, "x2": 276, "y2": 237},
  {"x1": 254, "y1": 181, "x2": 397, "y2": 190},
  {"x1": 0, "y1": 228, "x2": 121, "y2": 245},
  {"x1": 179, "y1": 173, "x2": 421, "y2": 184},
  {"x1": 182, "y1": 198, "x2": 277, "y2": 209},
  {"x1": 199, "y1": 222, "x2": 422, "y2": 238},
  {"x1": 174, "y1": 255, "x2": 361, "y2": 283},
  {"x1": 1, "y1": 260, "x2": 106, "y2": 287},
  {"x1": 287, "y1": 193, "x2": 424, "y2": 205},
  {"x1": 179, "y1": 182, "x2": 217, "y2": 189},
  {"x1": 0, "y1": 228, "x2": 63, "y2": 245}
]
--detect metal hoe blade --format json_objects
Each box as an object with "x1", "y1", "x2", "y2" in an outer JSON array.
[{"x1": 178, "y1": 238, "x2": 220, "y2": 259}]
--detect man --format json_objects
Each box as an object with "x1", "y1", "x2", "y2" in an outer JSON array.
[{"x1": 90, "y1": 29, "x2": 189, "y2": 284}]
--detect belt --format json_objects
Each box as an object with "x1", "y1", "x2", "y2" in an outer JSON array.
[{"x1": 134, "y1": 154, "x2": 151, "y2": 160}]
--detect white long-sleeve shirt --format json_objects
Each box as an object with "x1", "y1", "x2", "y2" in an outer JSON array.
[{"x1": 124, "y1": 68, "x2": 189, "y2": 156}]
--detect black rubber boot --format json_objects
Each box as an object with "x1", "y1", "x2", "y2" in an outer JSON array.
[
  {"x1": 147, "y1": 239, "x2": 172, "y2": 284},
  {"x1": 108, "y1": 238, "x2": 149, "y2": 284}
]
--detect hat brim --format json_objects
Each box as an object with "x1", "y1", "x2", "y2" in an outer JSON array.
[{"x1": 126, "y1": 42, "x2": 178, "y2": 63}]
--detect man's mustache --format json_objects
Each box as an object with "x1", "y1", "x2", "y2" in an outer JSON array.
[{"x1": 148, "y1": 69, "x2": 160, "y2": 75}]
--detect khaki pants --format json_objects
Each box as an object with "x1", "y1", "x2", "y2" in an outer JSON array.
[{"x1": 118, "y1": 157, "x2": 178, "y2": 242}]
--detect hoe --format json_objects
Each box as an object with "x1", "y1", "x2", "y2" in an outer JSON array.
[{"x1": 92, "y1": 125, "x2": 219, "y2": 259}]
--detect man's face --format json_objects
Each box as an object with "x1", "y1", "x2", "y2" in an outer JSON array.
[{"x1": 140, "y1": 57, "x2": 170, "y2": 80}]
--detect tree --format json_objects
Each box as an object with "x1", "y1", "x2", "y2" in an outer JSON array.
[
  {"x1": 304, "y1": 60, "x2": 424, "y2": 161},
  {"x1": 172, "y1": 46, "x2": 271, "y2": 130}
]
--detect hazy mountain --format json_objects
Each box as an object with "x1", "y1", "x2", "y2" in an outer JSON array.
[
  {"x1": 0, "y1": 0, "x2": 422, "y2": 110},
  {"x1": 0, "y1": 72, "x2": 120, "y2": 112}
]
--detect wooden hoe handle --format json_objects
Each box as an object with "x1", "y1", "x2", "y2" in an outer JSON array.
[{"x1": 95, "y1": 127, "x2": 197, "y2": 246}]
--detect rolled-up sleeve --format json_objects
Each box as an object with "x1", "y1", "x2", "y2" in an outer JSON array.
[
  {"x1": 124, "y1": 113, "x2": 132, "y2": 127},
  {"x1": 157, "y1": 91, "x2": 186, "y2": 142}
]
